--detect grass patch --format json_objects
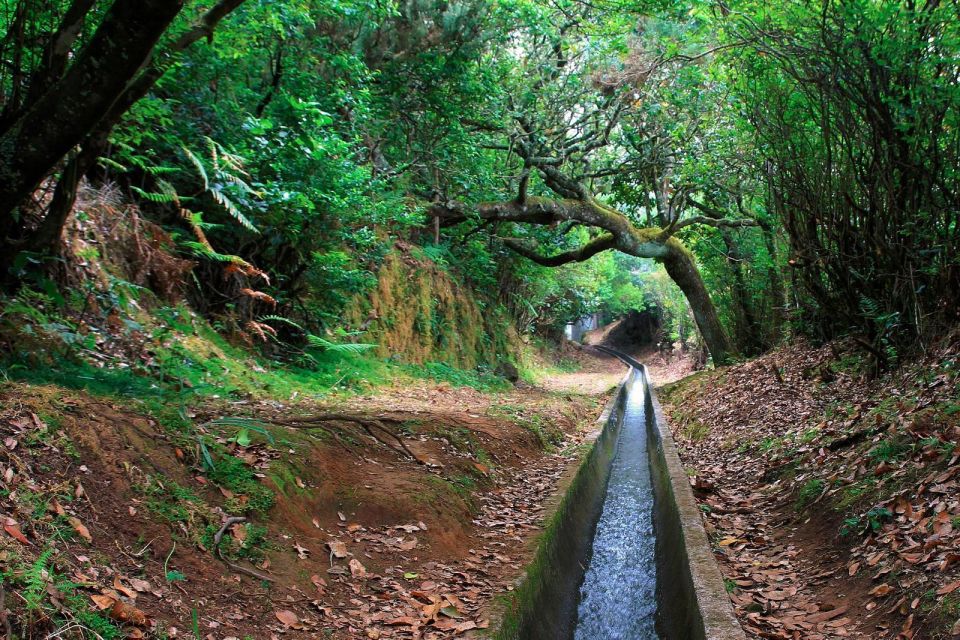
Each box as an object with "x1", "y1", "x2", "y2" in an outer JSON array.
[
  {"x1": 680, "y1": 419, "x2": 709, "y2": 441},
  {"x1": 795, "y1": 477, "x2": 825, "y2": 511},
  {"x1": 488, "y1": 403, "x2": 564, "y2": 448},
  {"x1": 403, "y1": 361, "x2": 511, "y2": 392}
]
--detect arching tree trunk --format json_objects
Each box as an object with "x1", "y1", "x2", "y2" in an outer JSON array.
[
  {"x1": 433, "y1": 197, "x2": 743, "y2": 366},
  {"x1": 660, "y1": 238, "x2": 734, "y2": 366}
]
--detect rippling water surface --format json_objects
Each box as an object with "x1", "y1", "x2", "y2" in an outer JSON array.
[{"x1": 573, "y1": 373, "x2": 659, "y2": 640}]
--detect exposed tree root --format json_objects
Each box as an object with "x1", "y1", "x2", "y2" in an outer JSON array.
[
  {"x1": 273, "y1": 413, "x2": 422, "y2": 463},
  {"x1": 212, "y1": 516, "x2": 276, "y2": 583}
]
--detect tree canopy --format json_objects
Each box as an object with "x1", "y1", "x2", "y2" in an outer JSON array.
[{"x1": 1, "y1": 0, "x2": 957, "y2": 367}]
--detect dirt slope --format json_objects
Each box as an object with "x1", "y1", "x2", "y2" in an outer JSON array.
[
  {"x1": 0, "y1": 355, "x2": 625, "y2": 639},
  {"x1": 660, "y1": 338, "x2": 960, "y2": 640}
]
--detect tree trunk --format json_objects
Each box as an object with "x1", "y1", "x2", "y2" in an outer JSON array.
[
  {"x1": 660, "y1": 238, "x2": 734, "y2": 366},
  {"x1": 719, "y1": 228, "x2": 762, "y2": 353},
  {"x1": 27, "y1": 132, "x2": 107, "y2": 255},
  {"x1": 0, "y1": 0, "x2": 184, "y2": 231},
  {"x1": 760, "y1": 222, "x2": 788, "y2": 340}
]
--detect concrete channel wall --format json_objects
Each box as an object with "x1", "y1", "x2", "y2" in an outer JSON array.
[
  {"x1": 494, "y1": 370, "x2": 630, "y2": 640},
  {"x1": 493, "y1": 350, "x2": 744, "y2": 639},
  {"x1": 640, "y1": 362, "x2": 745, "y2": 640}
]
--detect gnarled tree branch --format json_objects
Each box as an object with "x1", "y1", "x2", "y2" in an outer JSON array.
[
  {"x1": 672, "y1": 215, "x2": 759, "y2": 231},
  {"x1": 500, "y1": 233, "x2": 616, "y2": 266}
]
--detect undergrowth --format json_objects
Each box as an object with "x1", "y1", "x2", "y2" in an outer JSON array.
[{"x1": 1, "y1": 548, "x2": 124, "y2": 639}]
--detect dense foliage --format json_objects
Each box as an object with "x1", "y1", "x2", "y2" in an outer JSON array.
[{"x1": 0, "y1": 0, "x2": 956, "y2": 370}]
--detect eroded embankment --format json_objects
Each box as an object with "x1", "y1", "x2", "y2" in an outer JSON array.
[{"x1": 0, "y1": 354, "x2": 624, "y2": 640}]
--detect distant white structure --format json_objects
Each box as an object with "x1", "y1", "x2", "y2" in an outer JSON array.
[{"x1": 565, "y1": 313, "x2": 600, "y2": 342}]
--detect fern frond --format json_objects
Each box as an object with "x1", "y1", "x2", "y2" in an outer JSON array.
[
  {"x1": 206, "y1": 136, "x2": 219, "y2": 171},
  {"x1": 239, "y1": 288, "x2": 277, "y2": 306},
  {"x1": 221, "y1": 172, "x2": 260, "y2": 196},
  {"x1": 131, "y1": 185, "x2": 179, "y2": 204},
  {"x1": 145, "y1": 165, "x2": 181, "y2": 176},
  {"x1": 182, "y1": 145, "x2": 209, "y2": 191},
  {"x1": 181, "y1": 241, "x2": 239, "y2": 262},
  {"x1": 210, "y1": 189, "x2": 258, "y2": 233},
  {"x1": 219, "y1": 150, "x2": 249, "y2": 176},
  {"x1": 306, "y1": 334, "x2": 377, "y2": 354},
  {"x1": 260, "y1": 315, "x2": 304, "y2": 331}
]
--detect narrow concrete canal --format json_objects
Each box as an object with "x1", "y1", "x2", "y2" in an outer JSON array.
[{"x1": 573, "y1": 372, "x2": 658, "y2": 639}]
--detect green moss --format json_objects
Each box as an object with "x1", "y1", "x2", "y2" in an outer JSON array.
[
  {"x1": 680, "y1": 419, "x2": 710, "y2": 441},
  {"x1": 140, "y1": 478, "x2": 205, "y2": 524}
]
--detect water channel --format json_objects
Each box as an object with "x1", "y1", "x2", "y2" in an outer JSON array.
[{"x1": 573, "y1": 371, "x2": 659, "y2": 639}]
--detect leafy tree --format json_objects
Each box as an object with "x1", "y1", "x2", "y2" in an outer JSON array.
[{"x1": 0, "y1": 0, "x2": 247, "y2": 265}]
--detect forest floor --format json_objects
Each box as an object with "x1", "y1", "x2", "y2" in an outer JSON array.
[
  {"x1": 0, "y1": 343, "x2": 628, "y2": 639},
  {"x1": 660, "y1": 336, "x2": 960, "y2": 640}
]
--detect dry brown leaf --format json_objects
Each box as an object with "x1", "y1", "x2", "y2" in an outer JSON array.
[
  {"x1": 2, "y1": 517, "x2": 29, "y2": 545},
  {"x1": 68, "y1": 516, "x2": 92, "y2": 542},
  {"x1": 349, "y1": 558, "x2": 367, "y2": 578},
  {"x1": 110, "y1": 600, "x2": 147, "y2": 626},
  {"x1": 275, "y1": 609, "x2": 303, "y2": 629},
  {"x1": 937, "y1": 580, "x2": 960, "y2": 596},
  {"x1": 113, "y1": 576, "x2": 137, "y2": 599}
]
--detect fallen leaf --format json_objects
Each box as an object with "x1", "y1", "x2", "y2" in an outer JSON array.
[
  {"x1": 113, "y1": 576, "x2": 137, "y2": 599},
  {"x1": 326, "y1": 540, "x2": 348, "y2": 559},
  {"x1": 68, "y1": 516, "x2": 92, "y2": 542},
  {"x1": 937, "y1": 580, "x2": 960, "y2": 596},
  {"x1": 275, "y1": 610, "x2": 303, "y2": 629},
  {"x1": 2, "y1": 517, "x2": 29, "y2": 544},
  {"x1": 110, "y1": 600, "x2": 147, "y2": 626},
  {"x1": 128, "y1": 578, "x2": 152, "y2": 592},
  {"x1": 440, "y1": 605, "x2": 463, "y2": 619},
  {"x1": 349, "y1": 558, "x2": 367, "y2": 578}
]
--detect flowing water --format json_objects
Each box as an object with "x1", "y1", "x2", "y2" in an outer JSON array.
[{"x1": 573, "y1": 372, "x2": 659, "y2": 640}]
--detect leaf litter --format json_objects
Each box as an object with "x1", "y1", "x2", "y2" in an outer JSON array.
[{"x1": 662, "y1": 337, "x2": 960, "y2": 639}]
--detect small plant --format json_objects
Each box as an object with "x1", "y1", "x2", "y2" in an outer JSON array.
[
  {"x1": 759, "y1": 436, "x2": 782, "y2": 453},
  {"x1": 868, "y1": 438, "x2": 911, "y2": 463},
  {"x1": 796, "y1": 478, "x2": 825, "y2": 510},
  {"x1": 840, "y1": 507, "x2": 892, "y2": 536}
]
